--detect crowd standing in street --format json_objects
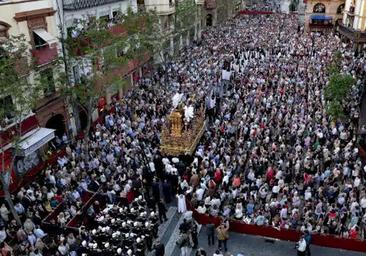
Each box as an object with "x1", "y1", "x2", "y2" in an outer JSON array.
[{"x1": 0, "y1": 6, "x2": 365, "y2": 256}]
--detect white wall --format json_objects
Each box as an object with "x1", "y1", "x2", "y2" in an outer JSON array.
[
  {"x1": 145, "y1": 0, "x2": 175, "y2": 14},
  {"x1": 62, "y1": 1, "x2": 134, "y2": 29}
]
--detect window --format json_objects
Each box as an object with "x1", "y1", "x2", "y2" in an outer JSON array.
[
  {"x1": 313, "y1": 3, "x2": 326, "y2": 13},
  {"x1": 99, "y1": 15, "x2": 111, "y2": 24},
  {"x1": 33, "y1": 31, "x2": 47, "y2": 49},
  {"x1": 73, "y1": 65, "x2": 81, "y2": 84},
  {"x1": 40, "y1": 68, "x2": 55, "y2": 95},
  {"x1": 67, "y1": 26, "x2": 74, "y2": 38},
  {"x1": 0, "y1": 96, "x2": 15, "y2": 125},
  {"x1": 117, "y1": 48, "x2": 125, "y2": 58},
  {"x1": 0, "y1": 21, "x2": 10, "y2": 46},
  {"x1": 0, "y1": 22, "x2": 10, "y2": 38},
  {"x1": 337, "y1": 4, "x2": 345, "y2": 14},
  {"x1": 112, "y1": 11, "x2": 121, "y2": 20},
  {"x1": 0, "y1": 47, "x2": 5, "y2": 61}
]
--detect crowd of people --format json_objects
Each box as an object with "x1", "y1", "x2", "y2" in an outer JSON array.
[
  {"x1": 187, "y1": 14, "x2": 366, "y2": 242},
  {"x1": 176, "y1": 216, "x2": 199, "y2": 256},
  {"x1": 0, "y1": 8, "x2": 365, "y2": 256}
]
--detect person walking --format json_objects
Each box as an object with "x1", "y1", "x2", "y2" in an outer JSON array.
[
  {"x1": 206, "y1": 222, "x2": 215, "y2": 246},
  {"x1": 296, "y1": 236, "x2": 307, "y2": 256},
  {"x1": 304, "y1": 231, "x2": 312, "y2": 256},
  {"x1": 195, "y1": 248, "x2": 207, "y2": 256},
  {"x1": 191, "y1": 221, "x2": 199, "y2": 249},
  {"x1": 157, "y1": 200, "x2": 168, "y2": 223},
  {"x1": 216, "y1": 222, "x2": 229, "y2": 252},
  {"x1": 154, "y1": 239, "x2": 165, "y2": 256},
  {"x1": 177, "y1": 233, "x2": 191, "y2": 256}
]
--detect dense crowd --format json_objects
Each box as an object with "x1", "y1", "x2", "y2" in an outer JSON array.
[
  {"x1": 187, "y1": 14, "x2": 366, "y2": 241},
  {"x1": 0, "y1": 11, "x2": 365, "y2": 256}
]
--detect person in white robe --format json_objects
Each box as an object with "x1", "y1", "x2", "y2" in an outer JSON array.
[{"x1": 177, "y1": 194, "x2": 187, "y2": 213}]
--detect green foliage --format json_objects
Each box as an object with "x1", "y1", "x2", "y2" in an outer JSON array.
[
  {"x1": 326, "y1": 100, "x2": 346, "y2": 121},
  {"x1": 0, "y1": 34, "x2": 47, "y2": 200},
  {"x1": 175, "y1": 0, "x2": 197, "y2": 32},
  {"x1": 136, "y1": 0, "x2": 198, "y2": 59},
  {"x1": 0, "y1": 35, "x2": 45, "y2": 129},
  {"x1": 324, "y1": 52, "x2": 355, "y2": 121},
  {"x1": 324, "y1": 73, "x2": 355, "y2": 102},
  {"x1": 326, "y1": 50, "x2": 342, "y2": 76}
]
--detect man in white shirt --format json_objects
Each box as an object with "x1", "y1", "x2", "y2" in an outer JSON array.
[{"x1": 296, "y1": 236, "x2": 307, "y2": 256}]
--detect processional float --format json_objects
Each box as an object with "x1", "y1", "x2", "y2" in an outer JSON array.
[{"x1": 160, "y1": 93, "x2": 206, "y2": 156}]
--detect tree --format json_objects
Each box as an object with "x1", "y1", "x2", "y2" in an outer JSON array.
[
  {"x1": 60, "y1": 16, "x2": 130, "y2": 136},
  {"x1": 0, "y1": 35, "x2": 45, "y2": 225},
  {"x1": 324, "y1": 51, "x2": 355, "y2": 121}
]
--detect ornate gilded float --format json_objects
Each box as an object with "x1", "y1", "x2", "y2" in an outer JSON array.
[{"x1": 160, "y1": 106, "x2": 206, "y2": 156}]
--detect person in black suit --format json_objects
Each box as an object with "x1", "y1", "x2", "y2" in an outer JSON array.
[
  {"x1": 154, "y1": 239, "x2": 165, "y2": 256},
  {"x1": 157, "y1": 200, "x2": 168, "y2": 223}
]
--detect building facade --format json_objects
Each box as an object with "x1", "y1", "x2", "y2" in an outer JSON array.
[
  {"x1": 338, "y1": 0, "x2": 366, "y2": 52},
  {"x1": 304, "y1": 0, "x2": 345, "y2": 31},
  {"x1": 199, "y1": 0, "x2": 236, "y2": 28},
  {"x1": 142, "y1": 0, "x2": 236, "y2": 56},
  {"x1": 0, "y1": 0, "x2": 67, "y2": 137},
  {"x1": 56, "y1": 0, "x2": 142, "y2": 134},
  {"x1": 0, "y1": 0, "x2": 61, "y2": 190}
]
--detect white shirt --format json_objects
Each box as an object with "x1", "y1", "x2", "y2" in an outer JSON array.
[
  {"x1": 272, "y1": 185, "x2": 280, "y2": 194},
  {"x1": 360, "y1": 197, "x2": 366, "y2": 209},
  {"x1": 280, "y1": 208, "x2": 288, "y2": 219},
  {"x1": 196, "y1": 188, "x2": 205, "y2": 201},
  {"x1": 297, "y1": 238, "x2": 307, "y2": 252}
]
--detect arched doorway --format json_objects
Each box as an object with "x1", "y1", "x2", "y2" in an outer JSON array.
[
  {"x1": 46, "y1": 114, "x2": 66, "y2": 138},
  {"x1": 337, "y1": 4, "x2": 345, "y2": 14},
  {"x1": 206, "y1": 14, "x2": 213, "y2": 27},
  {"x1": 313, "y1": 3, "x2": 326, "y2": 13},
  {"x1": 79, "y1": 109, "x2": 88, "y2": 131}
]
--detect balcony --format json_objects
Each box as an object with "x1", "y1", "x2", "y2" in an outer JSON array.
[
  {"x1": 338, "y1": 24, "x2": 366, "y2": 43},
  {"x1": 145, "y1": 1, "x2": 175, "y2": 15},
  {"x1": 309, "y1": 23, "x2": 333, "y2": 30},
  {"x1": 31, "y1": 45, "x2": 58, "y2": 66},
  {"x1": 95, "y1": 52, "x2": 151, "y2": 91},
  {"x1": 205, "y1": 0, "x2": 216, "y2": 10},
  {"x1": 348, "y1": 6, "x2": 355, "y2": 15},
  {"x1": 63, "y1": 0, "x2": 124, "y2": 11},
  {"x1": 69, "y1": 24, "x2": 128, "y2": 57}
]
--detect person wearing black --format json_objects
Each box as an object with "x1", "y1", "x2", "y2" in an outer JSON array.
[
  {"x1": 157, "y1": 200, "x2": 168, "y2": 223},
  {"x1": 206, "y1": 222, "x2": 215, "y2": 246},
  {"x1": 162, "y1": 180, "x2": 172, "y2": 204},
  {"x1": 179, "y1": 219, "x2": 191, "y2": 234},
  {"x1": 191, "y1": 222, "x2": 199, "y2": 249},
  {"x1": 195, "y1": 248, "x2": 207, "y2": 256},
  {"x1": 152, "y1": 179, "x2": 161, "y2": 202},
  {"x1": 154, "y1": 239, "x2": 165, "y2": 256},
  {"x1": 304, "y1": 231, "x2": 312, "y2": 256}
]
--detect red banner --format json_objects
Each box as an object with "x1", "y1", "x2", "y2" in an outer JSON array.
[{"x1": 190, "y1": 204, "x2": 366, "y2": 253}]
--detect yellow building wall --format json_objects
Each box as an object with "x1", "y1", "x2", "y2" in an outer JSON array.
[{"x1": 305, "y1": 0, "x2": 345, "y2": 29}]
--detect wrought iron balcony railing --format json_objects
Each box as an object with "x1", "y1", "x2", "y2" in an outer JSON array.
[
  {"x1": 63, "y1": 0, "x2": 126, "y2": 11},
  {"x1": 338, "y1": 24, "x2": 366, "y2": 43}
]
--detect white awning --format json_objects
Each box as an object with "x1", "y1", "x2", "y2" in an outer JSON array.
[
  {"x1": 18, "y1": 128, "x2": 55, "y2": 156},
  {"x1": 33, "y1": 28, "x2": 58, "y2": 45}
]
